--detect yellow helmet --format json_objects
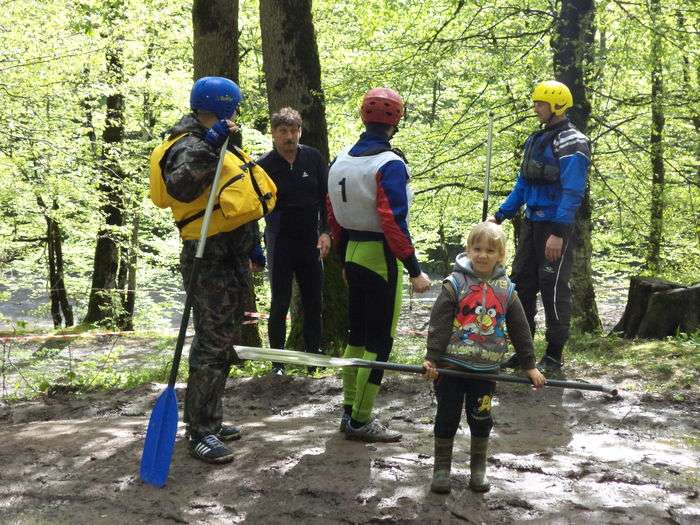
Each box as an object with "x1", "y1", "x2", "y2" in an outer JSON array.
[{"x1": 532, "y1": 80, "x2": 573, "y2": 116}]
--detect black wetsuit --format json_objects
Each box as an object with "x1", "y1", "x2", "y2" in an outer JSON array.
[{"x1": 257, "y1": 145, "x2": 329, "y2": 363}]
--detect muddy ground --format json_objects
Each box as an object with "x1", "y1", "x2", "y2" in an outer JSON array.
[{"x1": 1, "y1": 363, "x2": 698, "y2": 524}]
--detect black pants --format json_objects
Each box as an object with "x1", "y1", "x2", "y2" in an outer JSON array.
[
  {"x1": 267, "y1": 234, "x2": 323, "y2": 359},
  {"x1": 510, "y1": 219, "x2": 575, "y2": 361},
  {"x1": 434, "y1": 375, "x2": 495, "y2": 439}
]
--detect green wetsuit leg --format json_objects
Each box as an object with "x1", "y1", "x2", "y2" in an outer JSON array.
[{"x1": 344, "y1": 239, "x2": 403, "y2": 424}]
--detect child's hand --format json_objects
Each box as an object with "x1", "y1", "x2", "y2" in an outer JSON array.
[
  {"x1": 422, "y1": 360, "x2": 438, "y2": 380},
  {"x1": 525, "y1": 368, "x2": 546, "y2": 389}
]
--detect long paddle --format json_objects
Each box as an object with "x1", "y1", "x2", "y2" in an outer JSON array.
[
  {"x1": 481, "y1": 111, "x2": 494, "y2": 221},
  {"x1": 140, "y1": 137, "x2": 230, "y2": 487},
  {"x1": 234, "y1": 346, "x2": 619, "y2": 396}
]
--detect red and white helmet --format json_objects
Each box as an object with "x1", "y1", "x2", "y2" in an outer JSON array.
[{"x1": 360, "y1": 88, "x2": 404, "y2": 127}]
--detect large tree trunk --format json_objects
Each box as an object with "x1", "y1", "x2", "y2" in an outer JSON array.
[
  {"x1": 193, "y1": 0, "x2": 239, "y2": 82},
  {"x1": 646, "y1": 0, "x2": 665, "y2": 273},
  {"x1": 192, "y1": 0, "x2": 260, "y2": 347},
  {"x1": 84, "y1": 8, "x2": 127, "y2": 325},
  {"x1": 551, "y1": 0, "x2": 601, "y2": 333},
  {"x1": 192, "y1": 0, "x2": 242, "y2": 148},
  {"x1": 260, "y1": 0, "x2": 347, "y2": 352},
  {"x1": 259, "y1": 0, "x2": 329, "y2": 161},
  {"x1": 613, "y1": 276, "x2": 699, "y2": 338}
]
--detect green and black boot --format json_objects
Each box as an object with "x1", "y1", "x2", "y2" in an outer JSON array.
[
  {"x1": 469, "y1": 436, "x2": 490, "y2": 492},
  {"x1": 430, "y1": 437, "x2": 454, "y2": 494}
]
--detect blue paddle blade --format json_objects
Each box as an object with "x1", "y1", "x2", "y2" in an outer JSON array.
[{"x1": 140, "y1": 386, "x2": 179, "y2": 487}]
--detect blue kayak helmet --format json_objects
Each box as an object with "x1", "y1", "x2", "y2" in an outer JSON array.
[{"x1": 190, "y1": 77, "x2": 242, "y2": 120}]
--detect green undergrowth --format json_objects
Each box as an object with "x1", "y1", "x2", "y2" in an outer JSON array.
[
  {"x1": 566, "y1": 331, "x2": 700, "y2": 396},
  {"x1": 2, "y1": 328, "x2": 698, "y2": 401}
]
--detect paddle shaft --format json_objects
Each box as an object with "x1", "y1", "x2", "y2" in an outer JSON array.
[
  {"x1": 233, "y1": 346, "x2": 619, "y2": 396},
  {"x1": 167, "y1": 137, "x2": 229, "y2": 387},
  {"x1": 352, "y1": 359, "x2": 618, "y2": 396},
  {"x1": 481, "y1": 111, "x2": 494, "y2": 221}
]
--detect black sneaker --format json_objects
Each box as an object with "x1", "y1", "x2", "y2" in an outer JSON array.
[
  {"x1": 537, "y1": 355, "x2": 563, "y2": 374},
  {"x1": 217, "y1": 424, "x2": 242, "y2": 442},
  {"x1": 500, "y1": 353, "x2": 520, "y2": 369},
  {"x1": 271, "y1": 366, "x2": 285, "y2": 376},
  {"x1": 189, "y1": 434, "x2": 234, "y2": 464}
]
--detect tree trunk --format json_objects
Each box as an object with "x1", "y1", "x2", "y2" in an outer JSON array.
[
  {"x1": 84, "y1": 22, "x2": 127, "y2": 325},
  {"x1": 192, "y1": 0, "x2": 242, "y2": 148},
  {"x1": 676, "y1": 10, "x2": 700, "y2": 248},
  {"x1": 551, "y1": 0, "x2": 601, "y2": 333},
  {"x1": 259, "y1": 0, "x2": 329, "y2": 161},
  {"x1": 638, "y1": 285, "x2": 700, "y2": 338},
  {"x1": 193, "y1": 0, "x2": 239, "y2": 82},
  {"x1": 613, "y1": 276, "x2": 699, "y2": 338},
  {"x1": 192, "y1": 0, "x2": 260, "y2": 347},
  {"x1": 646, "y1": 0, "x2": 665, "y2": 273},
  {"x1": 119, "y1": 215, "x2": 139, "y2": 331},
  {"x1": 39, "y1": 196, "x2": 73, "y2": 328},
  {"x1": 260, "y1": 0, "x2": 347, "y2": 352}
]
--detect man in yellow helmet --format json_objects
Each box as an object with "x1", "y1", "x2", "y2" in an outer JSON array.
[{"x1": 490, "y1": 80, "x2": 590, "y2": 374}]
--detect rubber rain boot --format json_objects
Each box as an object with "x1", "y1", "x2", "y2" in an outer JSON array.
[
  {"x1": 430, "y1": 437, "x2": 454, "y2": 494},
  {"x1": 469, "y1": 436, "x2": 490, "y2": 492}
]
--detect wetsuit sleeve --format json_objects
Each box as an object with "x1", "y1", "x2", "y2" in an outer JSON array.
[
  {"x1": 496, "y1": 135, "x2": 536, "y2": 222},
  {"x1": 552, "y1": 131, "x2": 590, "y2": 237},
  {"x1": 496, "y1": 172, "x2": 526, "y2": 222},
  {"x1": 425, "y1": 283, "x2": 457, "y2": 362},
  {"x1": 506, "y1": 291, "x2": 536, "y2": 370},
  {"x1": 326, "y1": 194, "x2": 347, "y2": 263},
  {"x1": 163, "y1": 135, "x2": 219, "y2": 203},
  {"x1": 375, "y1": 159, "x2": 421, "y2": 277},
  {"x1": 248, "y1": 220, "x2": 266, "y2": 267}
]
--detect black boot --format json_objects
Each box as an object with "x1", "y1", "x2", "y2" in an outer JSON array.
[
  {"x1": 537, "y1": 355, "x2": 563, "y2": 374},
  {"x1": 469, "y1": 437, "x2": 490, "y2": 492},
  {"x1": 500, "y1": 353, "x2": 520, "y2": 369},
  {"x1": 431, "y1": 437, "x2": 454, "y2": 494}
]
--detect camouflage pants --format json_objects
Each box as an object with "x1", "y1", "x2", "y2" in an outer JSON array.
[{"x1": 180, "y1": 235, "x2": 251, "y2": 440}]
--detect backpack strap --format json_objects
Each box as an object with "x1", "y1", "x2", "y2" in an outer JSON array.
[
  {"x1": 233, "y1": 146, "x2": 273, "y2": 215},
  {"x1": 444, "y1": 272, "x2": 466, "y2": 298}
]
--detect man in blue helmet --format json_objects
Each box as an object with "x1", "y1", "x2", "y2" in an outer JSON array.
[{"x1": 152, "y1": 77, "x2": 266, "y2": 464}]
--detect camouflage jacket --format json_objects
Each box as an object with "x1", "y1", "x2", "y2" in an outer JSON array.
[{"x1": 162, "y1": 114, "x2": 260, "y2": 263}]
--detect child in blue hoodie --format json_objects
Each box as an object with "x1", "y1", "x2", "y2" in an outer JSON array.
[{"x1": 423, "y1": 221, "x2": 545, "y2": 493}]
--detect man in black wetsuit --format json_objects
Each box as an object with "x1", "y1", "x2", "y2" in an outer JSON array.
[{"x1": 257, "y1": 107, "x2": 330, "y2": 374}]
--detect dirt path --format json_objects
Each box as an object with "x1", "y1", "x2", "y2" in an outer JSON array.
[{"x1": 1, "y1": 368, "x2": 698, "y2": 524}]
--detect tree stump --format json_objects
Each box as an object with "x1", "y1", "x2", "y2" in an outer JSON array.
[{"x1": 613, "y1": 276, "x2": 700, "y2": 339}]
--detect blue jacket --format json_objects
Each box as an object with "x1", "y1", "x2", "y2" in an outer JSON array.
[{"x1": 496, "y1": 120, "x2": 590, "y2": 237}]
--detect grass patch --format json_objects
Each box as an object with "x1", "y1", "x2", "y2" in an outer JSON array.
[
  {"x1": 567, "y1": 331, "x2": 700, "y2": 394},
  {"x1": 3, "y1": 327, "x2": 698, "y2": 400}
]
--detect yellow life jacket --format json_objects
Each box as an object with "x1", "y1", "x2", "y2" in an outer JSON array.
[{"x1": 149, "y1": 133, "x2": 277, "y2": 240}]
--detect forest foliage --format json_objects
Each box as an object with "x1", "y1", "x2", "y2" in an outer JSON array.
[{"x1": 0, "y1": 0, "x2": 698, "y2": 331}]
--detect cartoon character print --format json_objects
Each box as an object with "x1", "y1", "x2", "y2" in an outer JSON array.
[{"x1": 454, "y1": 284, "x2": 507, "y2": 346}]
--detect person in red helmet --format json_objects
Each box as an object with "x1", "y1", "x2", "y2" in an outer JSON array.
[{"x1": 327, "y1": 87, "x2": 431, "y2": 442}]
